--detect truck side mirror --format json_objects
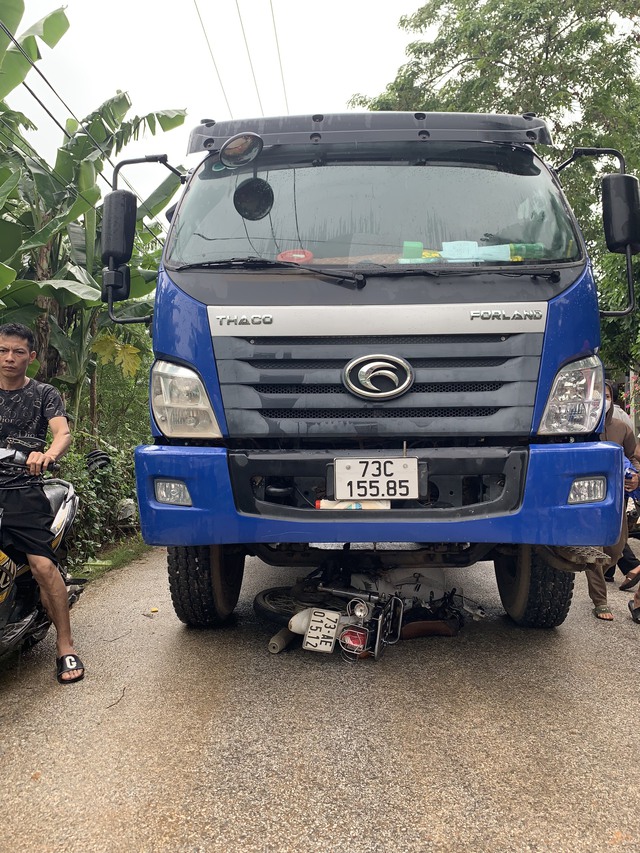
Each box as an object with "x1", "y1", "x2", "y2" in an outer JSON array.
[
  {"x1": 101, "y1": 264, "x2": 131, "y2": 302},
  {"x1": 101, "y1": 190, "x2": 137, "y2": 266},
  {"x1": 602, "y1": 173, "x2": 640, "y2": 254}
]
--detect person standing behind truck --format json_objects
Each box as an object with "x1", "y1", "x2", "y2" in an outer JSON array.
[
  {"x1": 609, "y1": 380, "x2": 634, "y2": 429},
  {"x1": 603, "y1": 381, "x2": 640, "y2": 583},
  {"x1": 587, "y1": 380, "x2": 640, "y2": 620},
  {"x1": 604, "y1": 381, "x2": 640, "y2": 589},
  {"x1": 601, "y1": 381, "x2": 640, "y2": 586}
]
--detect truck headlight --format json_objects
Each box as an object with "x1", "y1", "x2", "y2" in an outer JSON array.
[
  {"x1": 538, "y1": 356, "x2": 603, "y2": 435},
  {"x1": 151, "y1": 360, "x2": 222, "y2": 438}
]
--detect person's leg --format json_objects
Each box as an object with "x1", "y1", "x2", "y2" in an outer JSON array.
[
  {"x1": 616, "y1": 542, "x2": 639, "y2": 575},
  {"x1": 629, "y1": 585, "x2": 640, "y2": 622},
  {"x1": 590, "y1": 522, "x2": 627, "y2": 619},
  {"x1": 27, "y1": 553, "x2": 83, "y2": 682},
  {"x1": 620, "y1": 566, "x2": 640, "y2": 589},
  {"x1": 585, "y1": 564, "x2": 613, "y2": 619},
  {"x1": 604, "y1": 519, "x2": 628, "y2": 570},
  {"x1": 619, "y1": 541, "x2": 640, "y2": 589},
  {"x1": 586, "y1": 523, "x2": 629, "y2": 621}
]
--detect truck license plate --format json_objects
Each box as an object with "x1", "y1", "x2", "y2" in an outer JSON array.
[
  {"x1": 334, "y1": 457, "x2": 419, "y2": 500},
  {"x1": 302, "y1": 609, "x2": 341, "y2": 653}
]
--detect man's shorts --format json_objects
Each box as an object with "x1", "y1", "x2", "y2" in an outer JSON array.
[{"x1": 0, "y1": 486, "x2": 58, "y2": 565}]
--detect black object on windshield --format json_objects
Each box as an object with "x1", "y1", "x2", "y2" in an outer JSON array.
[{"x1": 233, "y1": 178, "x2": 274, "y2": 221}]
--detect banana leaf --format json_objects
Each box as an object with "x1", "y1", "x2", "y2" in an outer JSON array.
[
  {"x1": 2, "y1": 275, "x2": 101, "y2": 307},
  {"x1": 0, "y1": 6, "x2": 69, "y2": 99},
  {"x1": 11, "y1": 184, "x2": 100, "y2": 257},
  {"x1": 0, "y1": 0, "x2": 24, "y2": 66},
  {"x1": 0, "y1": 259, "x2": 17, "y2": 286}
]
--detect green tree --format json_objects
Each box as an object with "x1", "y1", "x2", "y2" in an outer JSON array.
[
  {"x1": 352, "y1": 1, "x2": 640, "y2": 373},
  {"x1": 352, "y1": 1, "x2": 640, "y2": 145}
]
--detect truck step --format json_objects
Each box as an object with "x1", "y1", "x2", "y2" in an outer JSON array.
[{"x1": 550, "y1": 545, "x2": 609, "y2": 568}]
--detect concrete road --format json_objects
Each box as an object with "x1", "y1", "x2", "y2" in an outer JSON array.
[{"x1": 0, "y1": 547, "x2": 638, "y2": 853}]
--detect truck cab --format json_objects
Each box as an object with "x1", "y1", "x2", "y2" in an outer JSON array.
[{"x1": 101, "y1": 111, "x2": 640, "y2": 630}]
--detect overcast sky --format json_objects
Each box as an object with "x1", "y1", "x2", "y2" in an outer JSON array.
[{"x1": 7, "y1": 0, "x2": 423, "y2": 198}]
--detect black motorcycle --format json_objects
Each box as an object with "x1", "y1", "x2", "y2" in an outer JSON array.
[
  {"x1": 254, "y1": 549, "x2": 486, "y2": 662},
  {"x1": 0, "y1": 448, "x2": 83, "y2": 659}
]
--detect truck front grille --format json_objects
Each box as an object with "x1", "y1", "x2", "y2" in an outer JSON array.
[
  {"x1": 262, "y1": 406, "x2": 500, "y2": 420},
  {"x1": 254, "y1": 381, "x2": 503, "y2": 395},
  {"x1": 213, "y1": 332, "x2": 543, "y2": 438}
]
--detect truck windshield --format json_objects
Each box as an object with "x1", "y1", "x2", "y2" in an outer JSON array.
[{"x1": 165, "y1": 142, "x2": 581, "y2": 270}]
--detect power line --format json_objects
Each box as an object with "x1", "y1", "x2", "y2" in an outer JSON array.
[
  {"x1": 0, "y1": 21, "x2": 114, "y2": 188},
  {"x1": 235, "y1": 0, "x2": 265, "y2": 116},
  {"x1": 20, "y1": 80, "x2": 71, "y2": 139},
  {"x1": 192, "y1": 0, "x2": 234, "y2": 118},
  {"x1": 193, "y1": 0, "x2": 290, "y2": 120},
  {"x1": 0, "y1": 20, "x2": 168, "y2": 240},
  {"x1": 269, "y1": 0, "x2": 289, "y2": 115}
]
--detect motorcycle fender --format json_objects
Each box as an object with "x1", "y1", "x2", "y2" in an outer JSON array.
[{"x1": 0, "y1": 553, "x2": 17, "y2": 605}]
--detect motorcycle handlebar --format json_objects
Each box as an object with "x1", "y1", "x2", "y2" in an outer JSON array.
[{"x1": 0, "y1": 447, "x2": 59, "y2": 472}]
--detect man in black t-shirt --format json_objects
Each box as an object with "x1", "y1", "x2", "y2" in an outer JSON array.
[{"x1": 0, "y1": 322, "x2": 83, "y2": 684}]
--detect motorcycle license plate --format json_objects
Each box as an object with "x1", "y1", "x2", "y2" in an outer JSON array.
[
  {"x1": 334, "y1": 457, "x2": 419, "y2": 500},
  {"x1": 302, "y1": 609, "x2": 341, "y2": 653}
]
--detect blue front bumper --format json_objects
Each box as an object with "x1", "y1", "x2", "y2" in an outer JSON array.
[{"x1": 135, "y1": 442, "x2": 624, "y2": 547}]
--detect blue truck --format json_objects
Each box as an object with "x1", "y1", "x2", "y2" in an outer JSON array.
[{"x1": 100, "y1": 111, "x2": 640, "y2": 630}]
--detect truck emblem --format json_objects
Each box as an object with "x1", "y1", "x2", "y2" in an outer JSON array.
[
  {"x1": 469, "y1": 309, "x2": 543, "y2": 320},
  {"x1": 343, "y1": 355, "x2": 414, "y2": 400},
  {"x1": 214, "y1": 314, "x2": 273, "y2": 326}
]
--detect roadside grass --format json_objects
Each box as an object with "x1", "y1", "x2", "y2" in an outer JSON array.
[{"x1": 78, "y1": 532, "x2": 154, "y2": 582}]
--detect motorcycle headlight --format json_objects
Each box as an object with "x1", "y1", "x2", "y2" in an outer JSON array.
[
  {"x1": 151, "y1": 360, "x2": 222, "y2": 438},
  {"x1": 538, "y1": 356, "x2": 604, "y2": 435}
]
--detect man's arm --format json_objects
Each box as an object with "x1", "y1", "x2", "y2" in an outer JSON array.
[
  {"x1": 25, "y1": 416, "x2": 71, "y2": 476},
  {"x1": 622, "y1": 430, "x2": 640, "y2": 491},
  {"x1": 626, "y1": 432, "x2": 640, "y2": 469}
]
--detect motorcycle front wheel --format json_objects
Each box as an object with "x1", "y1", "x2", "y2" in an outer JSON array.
[
  {"x1": 253, "y1": 585, "x2": 347, "y2": 627},
  {"x1": 253, "y1": 587, "x2": 306, "y2": 626}
]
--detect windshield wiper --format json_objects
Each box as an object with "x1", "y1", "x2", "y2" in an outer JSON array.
[
  {"x1": 364, "y1": 266, "x2": 465, "y2": 278},
  {"x1": 171, "y1": 257, "x2": 366, "y2": 289},
  {"x1": 171, "y1": 256, "x2": 562, "y2": 287},
  {"x1": 495, "y1": 268, "x2": 562, "y2": 283},
  {"x1": 365, "y1": 264, "x2": 562, "y2": 282}
]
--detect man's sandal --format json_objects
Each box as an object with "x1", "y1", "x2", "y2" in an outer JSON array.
[
  {"x1": 592, "y1": 605, "x2": 614, "y2": 621},
  {"x1": 629, "y1": 601, "x2": 640, "y2": 624},
  {"x1": 56, "y1": 654, "x2": 85, "y2": 685},
  {"x1": 620, "y1": 570, "x2": 640, "y2": 591}
]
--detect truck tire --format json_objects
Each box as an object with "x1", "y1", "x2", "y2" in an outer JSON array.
[
  {"x1": 494, "y1": 547, "x2": 574, "y2": 628},
  {"x1": 167, "y1": 545, "x2": 245, "y2": 627}
]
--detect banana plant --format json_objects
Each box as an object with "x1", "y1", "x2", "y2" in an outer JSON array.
[
  {"x1": 48, "y1": 306, "x2": 100, "y2": 426},
  {"x1": 0, "y1": 0, "x2": 186, "y2": 379}
]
